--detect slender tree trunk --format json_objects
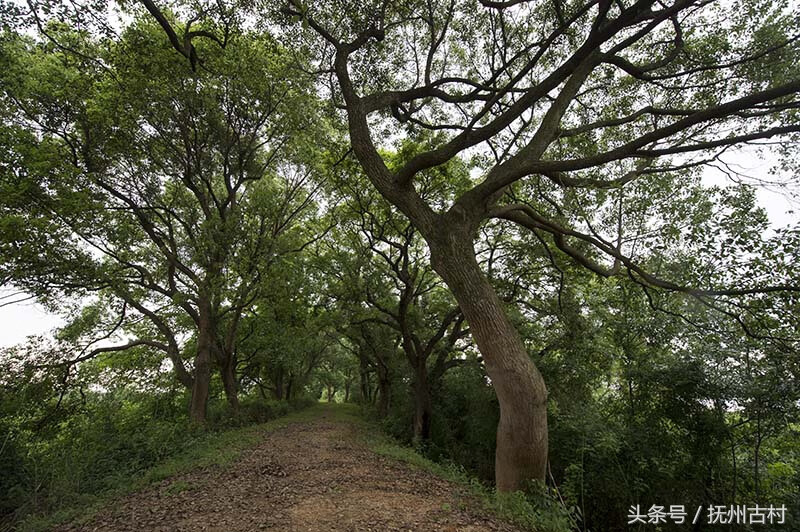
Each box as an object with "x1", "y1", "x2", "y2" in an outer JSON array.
[
  {"x1": 376, "y1": 371, "x2": 390, "y2": 418},
  {"x1": 344, "y1": 381, "x2": 351, "y2": 403},
  {"x1": 412, "y1": 364, "x2": 433, "y2": 444},
  {"x1": 286, "y1": 374, "x2": 294, "y2": 401},
  {"x1": 273, "y1": 368, "x2": 284, "y2": 400},
  {"x1": 190, "y1": 299, "x2": 214, "y2": 423},
  {"x1": 359, "y1": 359, "x2": 371, "y2": 403},
  {"x1": 221, "y1": 355, "x2": 239, "y2": 411},
  {"x1": 430, "y1": 237, "x2": 548, "y2": 491}
]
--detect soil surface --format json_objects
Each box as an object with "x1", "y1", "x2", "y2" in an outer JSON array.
[{"x1": 57, "y1": 405, "x2": 523, "y2": 531}]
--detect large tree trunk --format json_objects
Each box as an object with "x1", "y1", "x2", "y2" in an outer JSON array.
[
  {"x1": 430, "y1": 237, "x2": 548, "y2": 492},
  {"x1": 412, "y1": 364, "x2": 433, "y2": 444},
  {"x1": 190, "y1": 300, "x2": 214, "y2": 424}
]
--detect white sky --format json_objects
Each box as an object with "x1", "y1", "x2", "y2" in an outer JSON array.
[{"x1": 0, "y1": 295, "x2": 63, "y2": 347}]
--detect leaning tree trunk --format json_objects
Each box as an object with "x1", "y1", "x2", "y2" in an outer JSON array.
[
  {"x1": 430, "y1": 236, "x2": 548, "y2": 492},
  {"x1": 190, "y1": 299, "x2": 214, "y2": 423}
]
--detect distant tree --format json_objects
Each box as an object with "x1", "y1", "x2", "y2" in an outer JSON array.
[
  {"x1": 332, "y1": 149, "x2": 472, "y2": 442},
  {"x1": 341, "y1": 322, "x2": 399, "y2": 414},
  {"x1": 314, "y1": 212, "x2": 403, "y2": 415},
  {"x1": 236, "y1": 253, "x2": 335, "y2": 402}
]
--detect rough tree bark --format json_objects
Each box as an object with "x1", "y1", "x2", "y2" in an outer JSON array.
[{"x1": 429, "y1": 229, "x2": 548, "y2": 490}]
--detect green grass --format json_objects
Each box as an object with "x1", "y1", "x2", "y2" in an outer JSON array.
[
  {"x1": 17, "y1": 403, "x2": 323, "y2": 532},
  {"x1": 163, "y1": 480, "x2": 191, "y2": 495}
]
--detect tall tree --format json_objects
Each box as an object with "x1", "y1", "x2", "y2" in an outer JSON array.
[
  {"x1": 273, "y1": 0, "x2": 800, "y2": 490},
  {"x1": 22, "y1": 0, "x2": 800, "y2": 491},
  {"x1": 0, "y1": 21, "x2": 326, "y2": 421}
]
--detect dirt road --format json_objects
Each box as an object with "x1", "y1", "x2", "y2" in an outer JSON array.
[{"x1": 57, "y1": 405, "x2": 522, "y2": 531}]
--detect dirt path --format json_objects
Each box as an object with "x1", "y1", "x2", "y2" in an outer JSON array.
[{"x1": 57, "y1": 405, "x2": 523, "y2": 531}]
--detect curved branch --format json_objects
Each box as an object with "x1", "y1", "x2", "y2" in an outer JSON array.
[
  {"x1": 493, "y1": 203, "x2": 800, "y2": 297},
  {"x1": 36, "y1": 339, "x2": 170, "y2": 369}
]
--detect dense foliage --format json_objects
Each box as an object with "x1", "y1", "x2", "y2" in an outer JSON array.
[{"x1": 1, "y1": 0, "x2": 799, "y2": 530}]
